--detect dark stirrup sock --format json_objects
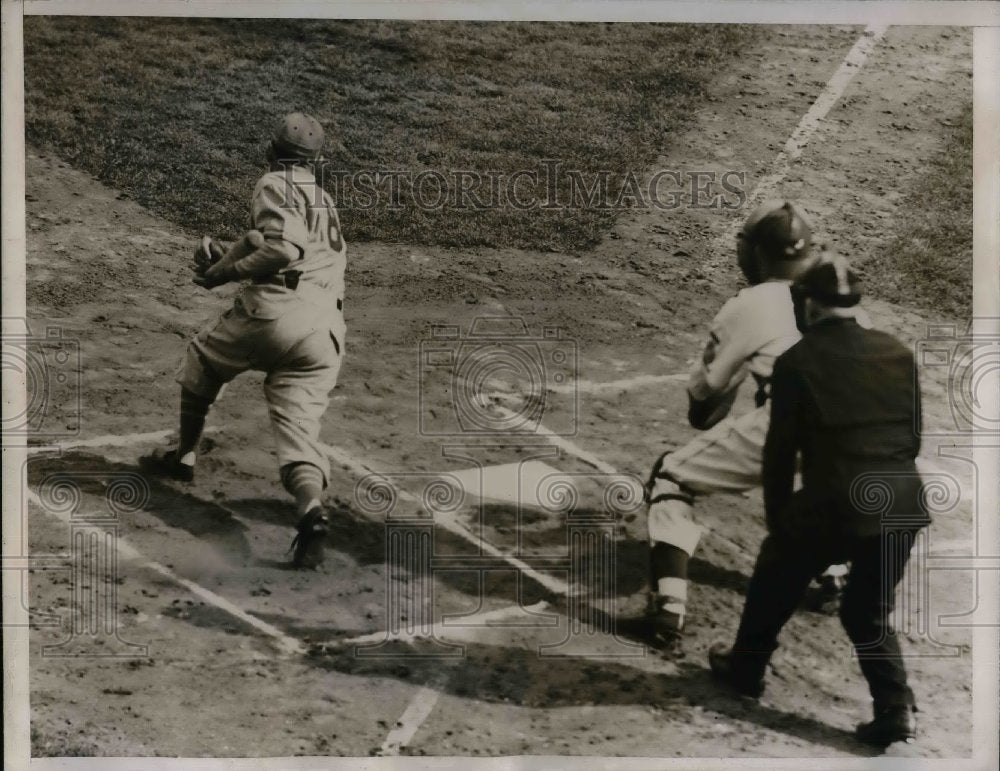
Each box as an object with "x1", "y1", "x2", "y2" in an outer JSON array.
[
  {"x1": 178, "y1": 387, "x2": 213, "y2": 461},
  {"x1": 650, "y1": 541, "x2": 690, "y2": 615}
]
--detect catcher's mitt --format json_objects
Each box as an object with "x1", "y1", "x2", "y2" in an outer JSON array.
[{"x1": 688, "y1": 383, "x2": 739, "y2": 431}]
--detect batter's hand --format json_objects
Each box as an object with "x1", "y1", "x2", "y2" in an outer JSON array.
[
  {"x1": 192, "y1": 259, "x2": 236, "y2": 289},
  {"x1": 193, "y1": 236, "x2": 226, "y2": 275}
]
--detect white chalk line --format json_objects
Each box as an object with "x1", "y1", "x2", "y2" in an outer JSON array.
[
  {"x1": 25, "y1": 488, "x2": 306, "y2": 657},
  {"x1": 29, "y1": 428, "x2": 574, "y2": 606},
  {"x1": 322, "y1": 442, "x2": 571, "y2": 596},
  {"x1": 328, "y1": 600, "x2": 550, "y2": 650},
  {"x1": 18, "y1": 26, "x2": 899, "y2": 758},
  {"x1": 549, "y1": 372, "x2": 688, "y2": 395},
  {"x1": 736, "y1": 24, "x2": 889, "y2": 221},
  {"x1": 369, "y1": 600, "x2": 550, "y2": 756},
  {"x1": 27, "y1": 21, "x2": 895, "y2": 728},
  {"x1": 756, "y1": 25, "x2": 889, "y2": 188},
  {"x1": 32, "y1": 432, "x2": 554, "y2": 756},
  {"x1": 26, "y1": 426, "x2": 221, "y2": 455},
  {"x1": 492, "y1": 403, "x2": 754, "y2": 565},
  {"x1": 378, "y1": 682, "x2": 445, "y2": 757},
  {"x1": 706, "y1": 23, "x2": 889, "y2": 259}
]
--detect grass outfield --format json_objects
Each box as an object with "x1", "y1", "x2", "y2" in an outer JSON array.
[
  {"x1": 25, "y1": 18, "x2": 755, "y2": 251},
  {"x1": 873, "y1": 104, "x2": 972, "y2": 318}
]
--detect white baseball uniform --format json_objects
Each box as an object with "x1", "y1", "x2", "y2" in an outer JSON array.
[
  {"x1": 178, "y1": 164, "x2": 346, "y2": 485},
  {"x1": 647, "y1": 279, "x2": 800, "y2": 554}
]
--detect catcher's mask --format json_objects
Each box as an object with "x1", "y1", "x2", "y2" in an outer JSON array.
[{"x1": 737, "y1": 200, "x2": 813, "y2": 284}]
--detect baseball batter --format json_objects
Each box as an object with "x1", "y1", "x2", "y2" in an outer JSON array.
[
  {"x1": 645, "y1": 200, "x2": 846, "y2": 649},
  {"x1": 141, "y1": 112, "x2": 346, "y2": 569}
]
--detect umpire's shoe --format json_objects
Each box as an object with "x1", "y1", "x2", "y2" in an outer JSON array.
[
  {"x1": 855, "y1": 705, "x2": 917, "y2": 746},
  {"x1": 708, "y1": 642, "x2": 765, "y2": 698},
  {"x1": 139, "y1": 449, "x2": 195, "y2": 483},
  {"x1": 291, "y1": 506, "x2": 330, "y2": 570}
]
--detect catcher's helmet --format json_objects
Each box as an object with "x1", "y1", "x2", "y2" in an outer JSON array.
[
  {"x1": 270, "y1": 112, "x2": 325, "y2": 161},
  {"x1": 737, "y1": 200, "x2": 813, "y2": 284},
  {"x1": 792, "y1": 254, "x2": 861, "y2": 308}
]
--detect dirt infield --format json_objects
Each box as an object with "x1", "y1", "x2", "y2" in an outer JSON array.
[{"x1": 25, "y1": 24, "x2": 975, "y2": 759}]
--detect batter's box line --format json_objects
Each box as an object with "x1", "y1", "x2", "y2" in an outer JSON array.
[{"x1": 25, "y1": 487, "x2": 306, "y2": 657}]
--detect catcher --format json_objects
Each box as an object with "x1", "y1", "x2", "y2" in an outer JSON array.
[
  {"x1": 644, "y1": 200, "x2": 847, "y2": 650},
  {"x1": 141, "y1": 112, "x2": 346, "y2": 570}
]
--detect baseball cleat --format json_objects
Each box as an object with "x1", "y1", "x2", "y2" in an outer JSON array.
[
  {"x1": 808, "y1": 571, "x2": 846, "y2": 615},
  {"x1": 138, "y1": 448, "x2": 194, "y2": 483},
  {"x1": 290, "y1": 506, "x2": 330, "y2": 570},
  {"x1": 647, "y1": 596, "x2": 686, "y2": 656},
  {"x1": 708, "y1": 642, "x2": 765, "y2": 698},
  {"x1": 855, "y1": 705, "x2": 917, "y2": 747}
]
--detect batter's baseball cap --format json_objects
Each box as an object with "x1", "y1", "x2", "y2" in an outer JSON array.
[
  {"x1": 743, "y1": 200, "x2": 813, "y2": 263},
  {"x1": 793, "y1": 254, "x2": 862, "y2": 307},
  {"x1": 271, "y1": 112, "x2": 325, "y2": 160}
]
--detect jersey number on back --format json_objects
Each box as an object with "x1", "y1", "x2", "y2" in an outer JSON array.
[{"x1": 311, "y1": 204, "x2": 344, "y2": 253}]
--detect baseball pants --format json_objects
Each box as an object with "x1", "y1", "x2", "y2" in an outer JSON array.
[
  {"x1": 177, "y1": 299, "x2": 343, "y2": 486},
  {"x1": 647, "y1": 403, "x2": 770, "y2": 554}
]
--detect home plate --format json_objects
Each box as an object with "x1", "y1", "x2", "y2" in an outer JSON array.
[{"x1": 440, "y1": 460, "x2": 574, "y2": 510}]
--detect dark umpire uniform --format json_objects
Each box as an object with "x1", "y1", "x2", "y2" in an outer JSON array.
[{"x1": 708, "y1": 255, "x2": 929, "y2": 747}]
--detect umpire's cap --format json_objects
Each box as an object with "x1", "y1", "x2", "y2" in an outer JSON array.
[
  {"x1": 793, "y1": 254, "x2": 862, "y2": 308},
  {"x1": 271, "y1": 112, "x2": 325, "y2": 160}
]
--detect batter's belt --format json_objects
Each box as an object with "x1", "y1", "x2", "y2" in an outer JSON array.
[{"x1": 250, "y1": 272, "x2": 344, "y2": 310}]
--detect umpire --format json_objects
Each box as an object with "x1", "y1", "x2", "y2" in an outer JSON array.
[{"x1": 708, "y1": 254, "x2": 929, "y2": 747}]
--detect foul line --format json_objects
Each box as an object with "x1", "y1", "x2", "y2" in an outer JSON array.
[
  {"x1": 704, "y1": 23, "x2": 889, "y2": 260},
  {"x1": 25, "y1": 488, "x2": 306, "y2": 657},
  {"x1": 751, "y1": 23, "x2": 889, "y2": 202}
]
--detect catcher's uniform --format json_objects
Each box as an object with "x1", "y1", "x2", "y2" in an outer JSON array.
[
  {"x1": 178, "y1": 164, "x2": 346, "y2": 485},
  {"x1": 647, "y1": 279, "x2": 799, "y2": 554}
]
